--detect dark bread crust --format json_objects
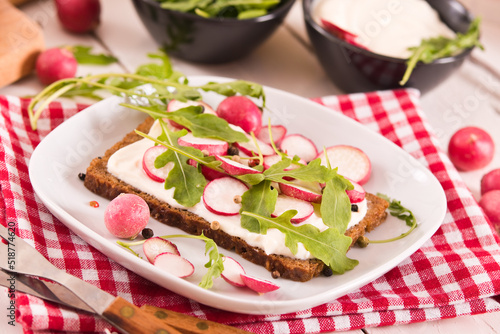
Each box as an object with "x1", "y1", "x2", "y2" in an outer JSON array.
[{"x1": 84, "y1": 117, "x2": 389, "y2": 282}]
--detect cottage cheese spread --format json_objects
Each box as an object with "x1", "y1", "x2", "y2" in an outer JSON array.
[
  {"x1": 313, "y1": 0, "x2": 456, "y2": 59},
  {"x1": 107, "y1": 120, "x2": 368, "y2": 260}
]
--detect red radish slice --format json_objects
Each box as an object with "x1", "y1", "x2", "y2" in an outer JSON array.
[
  {"x1": 167, "y1": 99, "x2": 215, "y2": 129},
  {"x1": 346, "y1": 179, "x2": 366, "y2": 203},
  {"x1": 215, "y1": 156, "x2": 261, "y2": 176},
  {"x1": 203, "y1": 177, "x2": 249, "y2": 216},
  {"x1": 178, "y1": 132, "x2": 228, "y2": 156},
  {"x1": 154, "y1": 252, "x2": 194, "y2": 278},
  {"x1": 235, "y1": 133, "x2": 275, "y2": 157},
  {"x1": 142, "y1": 145, "x2": 172, "y2": 182},
  {"x1": 201, "y1": 164, "x2": 227, "y2": 180},
  {"x1": 240, "y1": 273, "x2": 280, "y2": 293},
  {"x1": 317, "y1": 145, "x2": 371, "y2": 185},
  {"x1": 279, "y1": 134, "x2": 318, "y2": 162},
  {"x1": 279, "y1": 181, "x2": 322, "y2": 203},
  {"x1": 188, "y1": 159, "x2": 226, "y2": 180},
  {"x1": 320, "y1": 18, "x2": 367, "y2": 49},
  {"x1": 221, "y1": 256, "x2": 246, "y2": 287},
  {"x1": 143, "y1": 237, "x2": 180, "y2": 264},
  {"x1": 257, "y1": 125, "x2": 287, "y2": 146},
  {"x1": 272, "y1": 195, "x2": 314, "y2": 223}
]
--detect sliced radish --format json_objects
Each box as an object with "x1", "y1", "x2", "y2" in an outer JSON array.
[
  {"x1": 167, "y1": 99, "x2": 216, "y2": 129},
  {"x1": 142, "y1": 145, "x2": 172, "y2": 182},
  {"x1": 143, "y1": 237, "x2": 180, "y2": 264},
  {"x1": 235, "y1": 132, "x2": 275, "y2": 157},
  {"x1": 320, "y1": 18, "x2": 367, "y2": 49},
  {"x1": 203, "y1": 177, "x2": 249, "y2": 216},
  {"x1": 178, "y1": 132, "x2": 228, "y2": 156},
  {"x1": 221, "y1": 256, "x2": 246, "y2": 287},
  {"x1": 257, "y1": 125, "x2": 287, "y2": 146},
  {"x1": 317, "y1": 145, "x2": 371, "y2": 185},
  {"x1": 279, "y1": 134, "x2": 318, "y2": 163},
  {"x1": 215, "y1": 156, "x2": 261, "y2": 176},
  {"x1": 345, "y1": 179, "x2": 366, "y2": 203},
  {"x1": 272, "y1": 195, "x2": 314, "y2": 223},
  {"x1": 201, "y1": 164, "x2": 227, "y2": 180},
  {"x1": 279, "y1": 180, "x2": 322, "y2": 203},
  {"x1": 154, "y1": 252, "x2": 194, "y2": 278},
  {"x1": 240, "y1": 273, "x2": 280, "y2": 294}
]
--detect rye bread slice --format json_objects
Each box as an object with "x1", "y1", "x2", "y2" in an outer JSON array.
[{"x1": 83, "y1": 117, "x2": 389, "y2": 282}]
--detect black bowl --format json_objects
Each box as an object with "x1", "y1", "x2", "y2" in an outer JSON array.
[
  {"x1": 132, "y1": 0, "x2": 296, "y2": 64},
  {"x1": 303, "y1": 0, "x2": 475, "y2": 93}
]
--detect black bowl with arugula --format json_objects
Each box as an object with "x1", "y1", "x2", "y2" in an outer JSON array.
[
  {"x1": 303, "y1": 0, "x2": 482, "y2": 94},
  {"x1": 132, "y1": 0, "x2": 296, "y2": 64}
]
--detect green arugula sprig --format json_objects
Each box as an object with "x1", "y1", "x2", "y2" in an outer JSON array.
[
  {"x1": 155, "y1": 123, "x2": 208, "y2": 207},
  {"x1": 27, "y1": 51, "x2": 265, "y2": 130},
  {"x1": 158, "y1": 0, "x2": 281, "y2": 19},
  {"x1": 117, "y1": 233, "x2": 224, "y2": 289},
  {"x1": 241, "y1": 211, "x2": 358, "y2": 274},
  {"x1": 400, "y1": 17, "x2": 483, "y2": 85},
  {"x1": 363, "y1": 193, "x2": 417, "y2": 244},
  {"x1": 70, "y1": 45, "x2": 118, "y2": 65},
  {"x1": 123, "y1": 103, "x2": 249, "y2": 143}
]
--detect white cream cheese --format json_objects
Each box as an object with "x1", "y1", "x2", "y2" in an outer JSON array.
[
  {"x1": 107, "y1": 121, "x2": 368, "y2": 260},
  {"x1": 313, "y1": 0, "x2": 456, "y2": 59}
]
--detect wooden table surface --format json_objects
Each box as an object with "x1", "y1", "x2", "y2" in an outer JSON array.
[{"x1": 1, "y1": 0, "x2": 500, "y2": 333}]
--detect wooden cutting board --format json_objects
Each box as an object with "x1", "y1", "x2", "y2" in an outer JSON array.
[{"x1": 0, "y1": 0, "x2": 44, "y2": 88}]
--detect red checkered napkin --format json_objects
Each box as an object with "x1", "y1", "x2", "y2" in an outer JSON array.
[{"x1": 2, "y1": 89, "x2": 500, "y2": 334}]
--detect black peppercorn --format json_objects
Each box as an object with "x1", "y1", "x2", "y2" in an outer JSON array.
[
  {"x1": 141, "y1": 228, "x2": 154, "y2": 239},
  {"x1": 78, "y1": 173, "x2": 86, "y2": 181},
  {"x1": 227, "y1": 146, "x2": 239, "y2": 156},
  {"x1": 323, "y1": 266, "x2": 333, "y2": 277},
  {"x1": 351, "y1": 204, "x2": 358, "y2": 212}
]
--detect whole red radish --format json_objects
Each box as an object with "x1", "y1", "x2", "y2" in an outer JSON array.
[
  {"x1": 35, "y1": 47, "x2": 77, "y2": 85},
  {"x1": 481, "y1": 169, "x2": 500, "y2": 195},
  {"x1": 216, "y1": 96, "x2": 262, "y2": 134},
  {"x1": 479, "y1": 190, "x2": 500, "y2": 232},
  {"x1": 104, "y1": 194, "x2": 150, "y2": 239},
  {"x1": 448, "y1": 126, "x2": 495, "y2": 171},
  {"x1": 55, "y1": 0, "x2": 101, "y2": 34}
]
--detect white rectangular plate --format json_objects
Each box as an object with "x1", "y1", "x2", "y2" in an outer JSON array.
[{"x1": 29, "y1": 76, "x2": 447, "y2": 315}]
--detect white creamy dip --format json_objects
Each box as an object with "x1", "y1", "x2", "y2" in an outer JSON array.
[
  {"x1": 313, "y1": 0, "x2": 456, "y2": 59},
  {"x1": 107, "y1": 121, "x2": 368, "y2": 260}
]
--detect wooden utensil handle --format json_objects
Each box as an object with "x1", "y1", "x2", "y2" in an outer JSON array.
[
  {"x1": 141, "y1": 304, "x2": 252, "y2": 334},
  {"x1": 102, "y1": 297, "x2": 183, "y2": 334}
]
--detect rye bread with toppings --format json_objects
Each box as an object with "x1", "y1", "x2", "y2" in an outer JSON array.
[{"x1": 83, "y1": 117, "x2": 389, "y2": 282}]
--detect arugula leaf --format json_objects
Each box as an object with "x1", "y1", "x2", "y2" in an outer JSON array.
[
  {"x1": 158, "y1": 0, "x2": 280, "y2": 19},
  {"x1": 199, "y1": 235, "x2": 225, "y2": 289},
  {"x1": 70, "y1": 45, "x2": 118, "y2": 65},
  {"x1": 264, "y1": 158, "x2": 335, "y2": 184},
  {"x1": 321, "y1": 173, "x2": 352, "y2": 231},
  {"x1": 200, "y1": 80, "x2": 266, "y2": 107},
  {"x1": 241, "y1": 211, "x2": 358, "y2": 274},
  {"x1": 376, "y1": 193, "x2": 416, "y2": 227},
  {"x1": 240, "y1": 180, "x2": 278, "y2": 233},
  {"x1": 154, "y1": 122, "x2": 207, "y2": 207},
  {"x1": 400, "y1": 17, "x2": 483, "y2": 85},
  {"x1": 163, "y1": 106, "x2": 249, "y2": 143}
]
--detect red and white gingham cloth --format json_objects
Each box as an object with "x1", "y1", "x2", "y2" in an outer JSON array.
[{"x1": 2, "y1": 89, "x2": 500, "y2": 334}]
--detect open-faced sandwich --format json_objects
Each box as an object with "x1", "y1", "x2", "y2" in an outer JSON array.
[{"x1": 83, "y1": 94, "x2": 389, "y2": 283}]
